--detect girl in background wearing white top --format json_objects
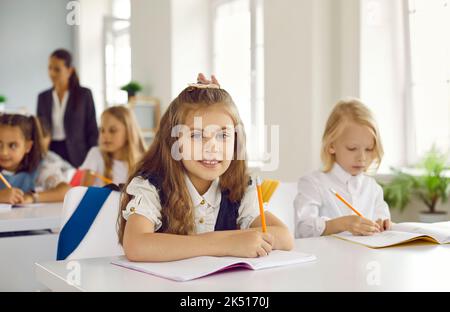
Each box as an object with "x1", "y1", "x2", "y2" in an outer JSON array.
[
  {"x1": 81, "y1": 106, "x2": 145, "y2": 186},
  {"x1": 38, "y1": 117, "x2": 74, "y2": 185},
  {"x1": 294, "y1": 99, "x2": 391, "y2": 238},
  {"x1": 117, "y1": 80, "x2": 293, "y2": 262}
]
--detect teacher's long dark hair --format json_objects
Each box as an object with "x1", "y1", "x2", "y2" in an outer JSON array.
[{"x1": 50, "y1": 49, "x2": 81, "y2": 105}]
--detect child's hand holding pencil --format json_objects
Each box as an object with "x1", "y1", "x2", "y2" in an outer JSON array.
[
  {"x1": 0, "y1": 172, "x2": 25, "y2": 204},
  {"x1": 341, "y1": 215, "x2": 381, "y2": 236},
  {"x1": 328, "y1": 188, "x2": 382, "y2": 236},
  {"x1": 221, "y1": 230, "x2": 274, "y2": 258},
  {"x1": 0, "y1": 188, "x2": 25, "y2": 205}
]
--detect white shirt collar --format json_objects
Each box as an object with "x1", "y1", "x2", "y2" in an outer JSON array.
[
  {"x1": 330, "y1": 163, "x2": 353, "y2": 184},
  {"x1": 52, "y1": 90, "x2": 70, "y2": 108},
  {"x1": 184, "y1": 174, "x2": 221, "y2": 208},
  {"x1": 330, "y1": 163, "x2": 364, "y2": 194}
]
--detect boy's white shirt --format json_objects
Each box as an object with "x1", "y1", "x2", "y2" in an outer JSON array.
[
  {"x1": 123, "y1": 174, "x2": 260, "y2": 233},
  {"x1": 293, "y1": 163, "x2": 390, "y2": 238}
]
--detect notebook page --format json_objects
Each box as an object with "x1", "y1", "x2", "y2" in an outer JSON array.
[
  {"x1": 13, "y1": 203, "x2": 45, "y2": 208},
  {"x1": 334, "y1": 231, "x2": 429, "y2": 248},
  {"x1": 392, "y1": 222, "x2": 450, "y2": 244},
  {"x1": 112, "y1": 250, "x2": 316, "y2": 282},
  {"x1": 113, "y1": 256, "x2": 241, "y2": 282},
  {"x1": 0, "y1": 204, "x2": 12, "y2": 213},
  {"x1": 244, "y1": 250, "x2": 317, "y2": 270}
]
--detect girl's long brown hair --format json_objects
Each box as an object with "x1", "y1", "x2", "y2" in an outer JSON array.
[
  {"x1": 117, "y1": 87, "x2": 249, "y2": 244},
  {"x1": 100, "y1": 106, "x2": 146, "y2": 180}
]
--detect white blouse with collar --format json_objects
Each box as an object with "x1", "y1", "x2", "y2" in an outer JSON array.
[
  {"x1": 122, "y1": 175, "x2": 260, "y2": 234},
  {"x1": 293, "y1": 163, "x2": 390, "y2": 238},
  {"x1": 51, "y1": 90, "x2": 70, "y2": 140}
]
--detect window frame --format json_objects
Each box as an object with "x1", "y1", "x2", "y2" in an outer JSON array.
[
  {"x1": 102, "y1": 15, "x2": 132, "y2": 108},
  {"x1": 210, "y1": 0, "x2": 265, "y2": 165},
  {"x1": 404, "y1": 0, "x2": 450, "y2": 164}
]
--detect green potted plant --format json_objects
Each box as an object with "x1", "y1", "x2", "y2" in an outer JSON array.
[
  {"x1": 380, "y1": 147, "x2": 450, "y2": 223},
  {"x1": 120, "y1": 81, "x2": 143, "y2": 101},
  {"x1": 0, "y1": 95, "x2": 6, "y2": 112}
]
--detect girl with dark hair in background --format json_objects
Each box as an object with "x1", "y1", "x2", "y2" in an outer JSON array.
[{"x1": 0, "y1": 114, "x2": 70, "y2": 204}]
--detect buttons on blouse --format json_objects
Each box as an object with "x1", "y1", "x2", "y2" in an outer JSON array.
[
  {"x1": 198, "y1": 199, "x2": 208, "y2": 226},
  {"x1": 130, "y1": 207, "x2": 136, "y2": 213}
]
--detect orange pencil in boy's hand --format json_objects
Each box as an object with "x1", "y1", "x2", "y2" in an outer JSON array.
[
  {"x1": 0, "y1": 172, "x2": 12, "y2": 189},
  {"x1": 329, "y1": 188, "x2": 363, "y2": 217},
  {"x1": 256, "y1": 177, "x2": 267, "y2": 233}
]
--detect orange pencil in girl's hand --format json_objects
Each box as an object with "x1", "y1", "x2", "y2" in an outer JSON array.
[
  {"x1": 0, "y1": 172, "x2": 12, "y2": 189},
  {"x1": 256, "y1": 177, "x2": 267, "y2": 233},
  {"x1": 89, "y1": 171, "x2": 113, "y2": 184},
  {"x1": 329, "y1": 188, "x2": 363, "y2": 217}
]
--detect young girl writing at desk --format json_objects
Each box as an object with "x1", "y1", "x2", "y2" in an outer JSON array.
[
  {"x1": 0, "y1": 114, "x2": 70, "y2": 204},
  {"x1": 118, "y1": 81, "x2": 293, "y2": 262}
]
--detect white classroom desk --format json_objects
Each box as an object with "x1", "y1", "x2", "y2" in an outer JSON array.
[
  {"x1": 0, "y1": 203, "x2": 62, "y2": 291},
  {"x1": 35, "y1": 236, "x2": 450, "y2": 292}
]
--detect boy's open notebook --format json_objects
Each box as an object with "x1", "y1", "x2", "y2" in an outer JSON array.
[
  {"x1": 112, "y1": 250, "x2": 316, "y2": 282},
  {"x1": 334, "y1": 222, "x2": 450, "y2": 248}
]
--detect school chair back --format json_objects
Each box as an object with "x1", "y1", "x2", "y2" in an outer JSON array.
[
  {"x1": 266, "y1": 182, "x2": 296, "y2": 234},
  {"x1": 57, "y1": 186, "x2": 124, "y2": 260}
]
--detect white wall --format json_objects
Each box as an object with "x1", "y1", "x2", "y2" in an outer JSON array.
[
  {"x1": 130, "y1": 0, "x2": 172, "y2": 108},
  {"x1": 0, "y1": 0, "x2": 74, "y2": 113},
  {"x1": 130, "y1": 0, "x2": 211, "y2": 107},
  {"x1": 75, "y1": 0, "x2": 112, "y2": 118},
  {"x1": 171, "y1": 0, "x2": 211, "y2": 98},
  {"x1": 261, "y1": 0, "x2": 361, "y2": 182}
]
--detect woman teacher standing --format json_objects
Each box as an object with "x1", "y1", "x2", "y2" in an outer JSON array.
[{"x1": 37, "y1": 49, "x2": 99, "y2": 167}]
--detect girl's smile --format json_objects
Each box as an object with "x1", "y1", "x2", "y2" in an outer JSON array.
[
  {"x1": 198, "y1": 159, "x2": 222, "y2": 169},
  {"x1": 181, "y1": 104, "x2": 236, "y2": 192},
  {"x1": 0, "y1": 157, "x2": 13, "y2": 166}
]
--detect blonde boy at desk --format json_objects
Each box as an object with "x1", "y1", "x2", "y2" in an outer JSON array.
[{"x1": 294, "y1": 99, "x2": 392, "y2": 238}]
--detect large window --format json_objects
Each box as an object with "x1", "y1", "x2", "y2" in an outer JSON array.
[
  {"x1": 104, "y1": 0, "x2": 131, "y2": 106},
  {"x1": 212, "y1": 0, "x2": 265, "y2": 163},
  {"x1": 408, "y1": 0, "x2": 450, "y2": 159},
  {"x1": 360, "y1": 0, "x2": 449, "y2": 171}
]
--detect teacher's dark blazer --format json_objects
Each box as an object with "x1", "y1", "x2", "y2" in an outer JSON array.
[{"x1": 37, "y1": 87, "x2": 99, "y2": 167}]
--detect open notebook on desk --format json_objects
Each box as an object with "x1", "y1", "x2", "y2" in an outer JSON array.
[
  {"x1": 0, "y1": 203, "x2": 45, "y2": 212},
  {"x1": 334, "y1": 222, "x2": 450, "y2": 248},
  {"x1": 0, "y1": 204, "x2": 12, "y2": 213},
  {"x1": 13, "y1": 203, "x2": 45, "y2": 208},
  {"x1": 112, "y1": 250, "x2": 316, "y2": 282}
]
